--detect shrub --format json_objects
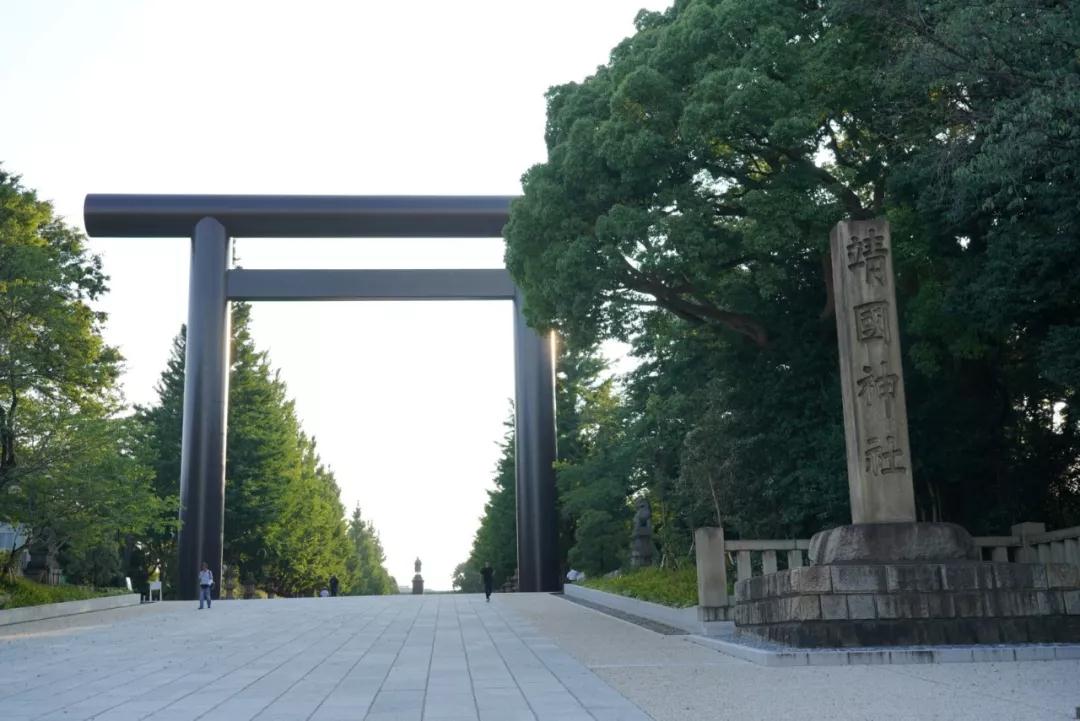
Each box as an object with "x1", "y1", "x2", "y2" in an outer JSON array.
[
  {"x1": 581, "y1": 566, "x2": 697, "y2": 608},
  {"x1": 0, "y1": 576, "x2": 127, "y2": 610}
]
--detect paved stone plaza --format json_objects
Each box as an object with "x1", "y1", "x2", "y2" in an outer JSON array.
[{"x1": 1, "y1": 594, "x2": 1078, "y2": 721}]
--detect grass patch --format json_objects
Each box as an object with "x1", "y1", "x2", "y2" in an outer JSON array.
[
  {"x1": 581, "y1": 566, "x2": 698, "y2": 608},
  {"x1": 0, "y1": 576, "x2": 128, "y2": 610}
]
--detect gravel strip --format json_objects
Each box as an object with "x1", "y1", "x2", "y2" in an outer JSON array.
[{"x1": 556, "y1": 592, "x2": 689, "y2": 635}]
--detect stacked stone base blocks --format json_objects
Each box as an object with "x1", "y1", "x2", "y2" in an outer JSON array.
[{"x1": 734, "y1": 560, "x2": 1080, "y2": 647}]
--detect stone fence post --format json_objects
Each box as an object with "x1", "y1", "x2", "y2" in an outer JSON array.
[
  {"x1": 694, "y1": 527, "x2": 730, "y2": 621},
  {"x1": 1011, "y1": 521, "x2": 1047, "y2": 563}
]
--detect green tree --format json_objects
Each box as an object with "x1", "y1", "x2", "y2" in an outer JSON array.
[
  {"x1": 555, "y1": 348, "x2": 634, "y2": 575},
  {"x1": 0, "y1": 168, "x2": 168, "y2": 579},
  {"x1": 452, "y1": 562, "x2": 482, "y2": 593},
  {"x1": 346, "y1": 504, "x2": 396, "y2": 595},
  {"x1": 264, "y1": 438, "x2": 353, "y2": 596},
  {"x1": 456, "y1": 345, "x2": 633, "y2": 585},
  {"x1": 224, "y1": 303, "x2": 307, "y2": 585},
  {"x1": 133, "y1": 332, "x2": 186, "y2": 592},
  {"x1": 7, "y1": 406, "x2": 169, "y2": 582},
  {"x1": 139, "y1": 304, "x2": 375, "y2": 596},
  {"x1": 0, "y1": 167, "x2": 119, "y2": 495},
  {"x1": 457, "y1": 414, "x2": 518, "y2": 592}
]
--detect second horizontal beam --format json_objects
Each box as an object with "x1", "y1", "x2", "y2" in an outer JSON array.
[{"x1": 225, "y1": 268, "x2": 517, "y2": 301}]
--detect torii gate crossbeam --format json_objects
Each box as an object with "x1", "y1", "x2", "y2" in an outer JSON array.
[{"x1": 84, "y1": 195, "x2": 560, "y2": 599}]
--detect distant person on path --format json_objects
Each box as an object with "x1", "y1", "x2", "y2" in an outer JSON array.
[
  {"x1": 480, "y1": 562, "x2": 494, "y2": 602},
  {"x1": 329, "y1": 575, "x2": 339, "y2": 597},
  {"x1": 198, "y1": 562, "x2": 213, "y2": 610}
]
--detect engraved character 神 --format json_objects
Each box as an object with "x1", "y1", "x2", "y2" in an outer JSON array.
[{"x1": 856, "y1": 361, "x2": 900, "y2": 419}]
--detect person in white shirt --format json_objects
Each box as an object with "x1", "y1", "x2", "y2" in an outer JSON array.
[{"x1": 198, "y1": 562, "x2": 214, "y2": 609}]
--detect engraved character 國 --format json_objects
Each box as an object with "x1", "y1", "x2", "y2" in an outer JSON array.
[{"x1": 854, "y1": 301, "x2": 890, "y2": 343}]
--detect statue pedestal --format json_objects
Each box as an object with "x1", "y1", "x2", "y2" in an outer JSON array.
[{"x1": 412, "y1": 574, "x2": 424, "y2": 595}]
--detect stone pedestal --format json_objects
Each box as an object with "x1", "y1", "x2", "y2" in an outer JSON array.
[
  {"x1": 734, "y1": 560, "x2": 1080, "y2": 647},
  {"x1": 735, "y1": 522, "x2": 1080, "y2": 646},
  {"x1": 412, "y1": 574, "x2": 424, "y2": 595},
  {"x1": 809, "y1": 522, "x2": 978, "y2": 564}
]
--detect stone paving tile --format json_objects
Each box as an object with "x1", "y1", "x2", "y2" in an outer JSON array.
[{"x1": 0, "y1": 594, "x2": 655, "y2": 721}]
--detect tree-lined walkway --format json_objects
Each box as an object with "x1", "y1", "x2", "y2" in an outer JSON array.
[
  {"x1": 0, "y1": 595, "x2": 650, "y2": 721},
  {"x1": 2, "y1": 593, "x2": 1079, "y2": 720}
]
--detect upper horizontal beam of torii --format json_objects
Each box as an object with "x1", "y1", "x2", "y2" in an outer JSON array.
[{"x1": 83, "y1": 194, "x2": 518, "y2": 238}]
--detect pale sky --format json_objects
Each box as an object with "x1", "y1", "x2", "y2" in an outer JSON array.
[{"x1": 0, "y1": 0, "x2": 664, "y2": 590}]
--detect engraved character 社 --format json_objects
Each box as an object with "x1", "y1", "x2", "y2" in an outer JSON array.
[{"x1": 864, "y1": 435, "x2": 906, "y2": 476}]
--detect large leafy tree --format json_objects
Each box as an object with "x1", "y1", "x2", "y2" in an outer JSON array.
[
  {"x1": 1, "y1": 168, "x2": 167, "y2": 580},
  {"x1": 505, "y1": 0, "x2": 1080, "y2": 552},
  {"x1": 0, "y1": 168, "x2": 119, "y2": 494}
]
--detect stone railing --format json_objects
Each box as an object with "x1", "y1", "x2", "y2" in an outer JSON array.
[
  {"x1": 694, "y1": 522, "x2": 1080, "y2": 618},
  {"x1": 972, "y1": 522, "x2": 1080, "y2": 565}
]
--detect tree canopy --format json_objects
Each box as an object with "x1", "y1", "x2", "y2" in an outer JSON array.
[
  {"x1": 500, "y1": 0, "x2": 1080, "y2": 561},
  {"x1": 0, "y1": 168, "x2": 169, "y2": 581},
  {"x1": 0, "y1": 168, "x2": 119, "y2": 494}
]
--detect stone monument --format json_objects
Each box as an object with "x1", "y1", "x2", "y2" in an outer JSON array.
[
  {"x1": 23, "y1": 533, "x2": 61, "y2": 585},
  {"x1": 732, "y1": 219, "x2": 1080, "y2": 646},
  {"x1": 223, "y1": 564, "x2": 238, "y2": 600},
  {"x1": 412, "y1": 557, "x2": 424, "y2": 595},
  {"x1": 630, "y1": 497, "x2": 654, "y2": 568}
]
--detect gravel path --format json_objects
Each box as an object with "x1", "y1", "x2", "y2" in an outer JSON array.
[{"x1": 501, "y1": 593, "x2": 1080, "y2": 721}]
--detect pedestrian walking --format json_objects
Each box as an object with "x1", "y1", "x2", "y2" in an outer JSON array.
[
  {"x1": 480, "y1": 562, "x2": 494, "y2": 602},
  {"x1": 329, "y1": 574, "x2": 339, "y2": 597},
  {"x1": 198, "y1": 562, "x2": 214, "y2": 609}
]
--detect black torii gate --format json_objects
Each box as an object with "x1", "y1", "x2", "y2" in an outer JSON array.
[{"x1": 84, "y1": 195, "x2": 559, "y2": 599}]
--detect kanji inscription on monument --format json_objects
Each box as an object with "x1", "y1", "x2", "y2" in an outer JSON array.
[{"x1": 831, "y1": 219, "x2": 916, "y2": 523}]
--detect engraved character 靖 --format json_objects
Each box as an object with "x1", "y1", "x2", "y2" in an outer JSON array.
[{"x1": 846, "y1": 228, "x2": 889, "y2": 286}]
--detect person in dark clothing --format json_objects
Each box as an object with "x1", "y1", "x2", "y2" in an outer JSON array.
[
  {"x1": 480, "y1": 562, "x2": 494, "y2": 602},
  {"x1": 329, "y1": 575, "x2": 339, "y2": 597}
]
